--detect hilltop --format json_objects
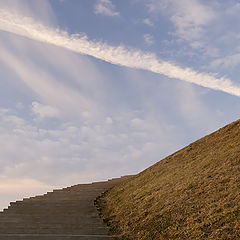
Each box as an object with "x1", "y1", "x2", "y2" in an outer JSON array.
[{"x1": 98, "y1": 119, "x2": 240, "y2": 239}]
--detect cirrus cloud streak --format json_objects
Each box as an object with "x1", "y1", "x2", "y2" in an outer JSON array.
[{"x1": 0, "y1": 9, "x2": 239, "y2": 96}]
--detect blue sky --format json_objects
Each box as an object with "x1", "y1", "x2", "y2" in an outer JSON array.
[{"x1": 0, "y1": 0, "x2": 240, "y2": 210}]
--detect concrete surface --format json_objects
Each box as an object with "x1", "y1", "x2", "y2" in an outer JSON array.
[{"x1": 0, "y1": 176, "x2": 130, "y2": 240}]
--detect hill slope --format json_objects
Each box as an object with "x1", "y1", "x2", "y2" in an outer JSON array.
[{"x1": 99, "y1": 120, "x2": 240, "y2": 239}]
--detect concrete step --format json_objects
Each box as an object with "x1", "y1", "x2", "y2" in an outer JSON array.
[
  {"x1": 0, "y1": 234, "x2": 114, "y2": 240},
  {"x1": 0, "y1": 227, "x2": 110, "y2": 234},
  {"x1": 0, "y1": 176, "x2": 132, "y2": 240}
]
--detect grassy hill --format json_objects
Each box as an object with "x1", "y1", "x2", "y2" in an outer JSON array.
[{"x1": 98, "y1": 119, "x2": 240, "y2": 239}]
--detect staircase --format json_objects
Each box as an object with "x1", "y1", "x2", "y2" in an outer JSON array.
[{"x1": 0, "y1": 176, "x2": 130, "y2": 240}]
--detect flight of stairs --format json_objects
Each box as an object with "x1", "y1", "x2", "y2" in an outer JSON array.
[{"x1": 0, "y1": 176, "x2": 130, "y2": 240}]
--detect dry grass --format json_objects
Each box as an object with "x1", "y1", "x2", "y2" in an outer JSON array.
[{"x1": 98, "y1": 119, "x2": 240, "y2": 239}]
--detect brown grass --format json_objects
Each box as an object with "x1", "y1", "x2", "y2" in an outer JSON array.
[{"x1": 98, "y1": 119, "x2": 240, "y2": 239}]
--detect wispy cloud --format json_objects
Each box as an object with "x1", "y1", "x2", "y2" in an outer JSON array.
[
  {"x1": 0, "y1": 0, "x2": 57, "y2": 26},
  {"x1": 210, "y1": 53, "x2": 240, "y2": 70},
  {"x1": 94, "y1": 0, "x2": 119, "y2": 17},
  {"x1": 144, "y1": 33, "x2": 154, "y2": 46},
  {"x1": 148, "y1": 0, "x2": 215, "y2": 43},
  {"x1": 225, "y1": 2, "x2": 240, "y2": 16},
  {"x1": 0, "y1": 104, "x2": 179, "y2": 191},
  {"x1": 142, "y1": 18, "x2": 154, "y2": 27},
  {"x1": 0, "y1": 42, "x2": 96, "y2": 114},
  {"x1": 32, "y1": 101, "x2": 60, "y2": 120},
  {"x1": 0, "y1": 9, "x2": 239, "y2": 96}
]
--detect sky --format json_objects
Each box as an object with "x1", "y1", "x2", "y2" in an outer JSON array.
[{"x1": 0, "y1": 0, "x2": 240, "y2": 210}]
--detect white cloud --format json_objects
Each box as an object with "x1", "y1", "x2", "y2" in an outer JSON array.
[
  {"x1": 142, "y1": 18, "x2": 154, "y2": 27},
  {"x1": 148, "y1": 0, "x2": 215, "y2": 42},
  {"x1": 32, "y1": 101, "x2": 60, "y2": 119},
  {"x1": 0, "y1": 105, "x2": 179, "y2": 208},
  {"x1": 144, "y1": 33, "x2": 154, "y2": 46},
  {"x1": 225, "y1": 3, "x2": 240, "y2": 16},
  {"x1": 171, "y1": 0, "x2": 215, "y2": 41},
  {"x1": 0, "y1": 9, "x2": 239, "y2": 96},
  {"x1": 94, "y1": 0, "x2": 119, "y2": 17},
  {"x1": 0, "y1": 0, "x2": 57, "y2": 26},
  {"x1": 16, "y1": 102, "x2": 24, "y2": 110},
  {"x1": 131, "y1": 118, "x2": 145, "y2": 128},
  {"x1": 105, "y1": 117, "x2": 113, "y2": 124},
  {"x1": 0, "y1": 41, "x2": 97, "y2": 116},
  {"x1": 210, "y1": 53, "x2": 240, "y2": 69}
]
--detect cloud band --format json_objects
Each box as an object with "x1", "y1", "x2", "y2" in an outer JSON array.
[{"x1": 0, "y1": 9, "x2": 240, "y2": 96}]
